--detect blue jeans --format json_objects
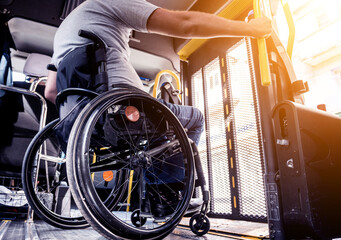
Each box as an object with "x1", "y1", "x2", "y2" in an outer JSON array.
[
  {"x1": 146, "y1": 101, "x2": 204, "y2": 184},
  {"x1": 158, "y1": 99, "x2": 204, "y2": 146}
]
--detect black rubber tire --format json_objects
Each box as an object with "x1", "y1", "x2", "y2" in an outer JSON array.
[
  {"x1": 67, "y1": 89, "x2": 195, "y2": 239},
  {"x1": 189, "y1": 213, "x2": 210, "y2": 236},
  {"x1": 22, "y1": 119, "x2": 88, "y2": 229}
]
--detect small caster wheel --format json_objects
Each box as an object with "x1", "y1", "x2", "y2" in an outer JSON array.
[
  {"x1": 131, "y1": 209, "x2": 147, "y2": 227},
  {"x1": 189, "y1": 213, "x2": 210, "y2": 236}
]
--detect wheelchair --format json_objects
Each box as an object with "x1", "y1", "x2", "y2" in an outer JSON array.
[{"x1": 21, "y1": 30, "x2": 210, "y2": 239}]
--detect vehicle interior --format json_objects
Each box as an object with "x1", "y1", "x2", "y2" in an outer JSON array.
[{"x1": 1, "y1": 0, "x2": 341, "y2": 239}]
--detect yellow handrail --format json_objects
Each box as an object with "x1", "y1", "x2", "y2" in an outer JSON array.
[
  {"x1": 91, "y1": 153, "x2": 96, "y2": 181},
  {"x1": 152, "y1": 70, "x2": 181, "y2": 100},
  {"x1": 253, "y1": 0, "x2": 271, "y2": 86},
  {"x1": 126, "y1": 170, "x2": 134, "y2": 212},
  {"x1": 280, "y1": 0, "x2": 295, "y2": 59}
]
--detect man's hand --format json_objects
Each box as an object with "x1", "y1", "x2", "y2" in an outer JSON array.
[{"x1": 248, "y1": 16, "x2": 273, "y2": 38}]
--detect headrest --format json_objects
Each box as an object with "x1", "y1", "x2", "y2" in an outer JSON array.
[{"x1": 23, "y1": 53, "x2": 51, "y2": 78}]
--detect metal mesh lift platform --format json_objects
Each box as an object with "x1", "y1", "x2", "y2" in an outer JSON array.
[{"x1": 0, "y1": 218, "x2": 268, "y2": 240}]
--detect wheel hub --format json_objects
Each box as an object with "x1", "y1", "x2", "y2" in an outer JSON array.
[{"x1": 131, "y1": 151, "x2": 151, "y2": 168}]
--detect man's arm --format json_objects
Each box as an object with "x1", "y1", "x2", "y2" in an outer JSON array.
[
  {"x1": 45, "y1": 70, "x2": 58, "y2": 104},
  {"x1": 147, "y1": 8, "x2": 272, "y2": 39}
]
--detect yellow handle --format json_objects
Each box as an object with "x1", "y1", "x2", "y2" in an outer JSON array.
[
  {"x1": 253, "y1": 0, "x2": 271, "y2": 86},
  {"x1": 126, "y1": 170, "x2": 134, "y2": 212},
  {"x1": 281, "y1": 0, "x2": 295, "y2": 59},
  {"x1": 152, "y1": 70, "x2": 181, "y2": 100}
]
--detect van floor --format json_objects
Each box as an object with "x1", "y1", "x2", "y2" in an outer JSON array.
[{"x1": 0, "y1": 217, "x2": 268, "y2": 240}]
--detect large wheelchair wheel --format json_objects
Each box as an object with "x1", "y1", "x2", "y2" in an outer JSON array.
[
  {"x1": 22, "y1": 119, "x2": 88, "y2": 228},
  {"x1": 67, "y1": 89, "x2": 195, "y2": 239}
]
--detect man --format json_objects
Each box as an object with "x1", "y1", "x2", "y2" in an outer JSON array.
[{"x1": 45, "y1": 0, "x2": 272, "y2": 145}]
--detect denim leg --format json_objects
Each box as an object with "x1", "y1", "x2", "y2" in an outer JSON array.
[{"x1": 158, "y1": 99, "x2": 204, "y2": 145}]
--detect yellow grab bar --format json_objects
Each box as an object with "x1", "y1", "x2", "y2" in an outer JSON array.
[
  {"x1": 253, "y1": 0, "x2": 271, "y2": 86},
  {"x1": 91, "y1": 153, "x2": 96, "y2": 181},
  {"x1": 126, "y1": 170, "x2": 134, "y2": 212},
  {"x1": 152, "y1": 70, "x2": 181, "y2": 100},
  {"x1": 280, "y1": 0, "x2": 295, "y2": 59}
]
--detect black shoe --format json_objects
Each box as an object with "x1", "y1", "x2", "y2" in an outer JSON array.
[
  {"x1": 152, "y1": 203, "x2": 174, "y2": 218},
  {"x1": 189, "y1": 198, "x2": 203, "y2": 209},
  {"x1": 184, "y1": 198, "x2": 203, "y2": 217},
  {"x1": 147, "y1": 184, "x2": 180, "y2": 218}
]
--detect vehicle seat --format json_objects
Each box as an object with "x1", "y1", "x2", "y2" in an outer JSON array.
[{"x1": 0, "y1": 53, "x2": 57, "y2": 176}]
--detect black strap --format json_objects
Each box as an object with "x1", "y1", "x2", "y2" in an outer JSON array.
[
  {"x1": 94, "y1": 72, "x2": 108, "y2": 93},
  {"x1": 94, "y1": 73, "x2": 107, "y2": 86},
  {"x1": 94, "y1": 48, "x2": 106, "y2": 63},
  {"x1": 95, "y1": 84, "x2": 108, "y2": 93}
]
